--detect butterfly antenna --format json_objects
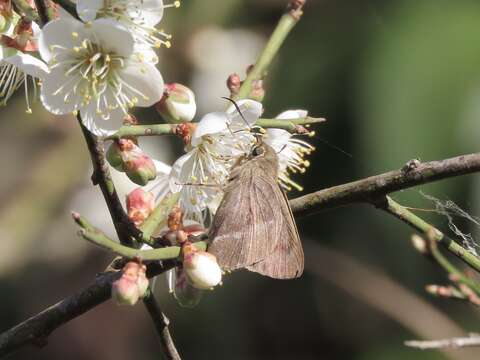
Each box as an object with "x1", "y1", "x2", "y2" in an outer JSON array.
[
  {"x1": 316, "y1": 136, "x2": 353, "y2": 158},
  {"x1": 221, "y1": 97, "x2": 252, "y2": 130},
  {"x1": 277, "y1": 144, "x2": 287, "y2": 155}
]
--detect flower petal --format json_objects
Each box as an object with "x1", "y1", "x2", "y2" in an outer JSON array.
[
  {"x1": 169, "y1": 152, "x2": 193, "y2": 193},
  {"x1": 80, "y1": 90, "x2": 127, "y2": 136},
  {"x1": 153, "y1": 159, "x2": 171, "y2": 176},
  {"x1": 40, "y1": 66, "x2": 78, "y2": 115},
  {"x1": 276, "y1": 109, "x2": 308, "y2": 120},
  {"x1": 265, "y1": 128, "x2": 291, "y2": 152},
  {"x1": 147, "y1": 163, "x2": 171, "y2": 200},
  {"x1": 128, "y1": 0, "x2": 165, "y2": 26},
  {"x1": 118, "y1": 60, "x2": 164, "y2": 107},
  {"x1": 4, "y1": 53, "x2": 49, "y2": 78},
  {"x1": 226, "y1": 99, "x2": 263, "y2": 127},
  {"x1": 88, "y1": 19, "x2": 134, "y2": 58},
  {"x1": 191, "y1": 112, "x2": 229, "y2": 147},
  {"x1": 38, "y1": 18, "x2": 87, "y2": 63},
  {"x1": 76, "y1": 0, "x2": 103, "y2": 22}
]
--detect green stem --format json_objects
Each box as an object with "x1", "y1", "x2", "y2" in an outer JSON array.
[
  {"x1": 140, "y1": 192, "x2": 181, "y2": 246},
  {"x1": 256, "y1": 117, "x2": 325, "y2": 132},
  {"x1": 106, "y1": 116, "x2": 323, "y2": 140},
  {"x1": 12, "y1": 0, "x2": 39, "y2": 22},
  {"x1": 77, "y1": 219, "x2": 206, "y2": 260},
  {"x1": 105, "y1": 124, "x2": 176, "y2": 141},
  {"x1": 383, "y1": 196, "x2": 480, "y2": 273},
  {"x1": 234, "y1": 2, "x2": 305, "y2": 100},
  {"x1": 427, "y1": 239, "x2": 480, "y2": 295},
  {"x1": 32, "y1": 0, "x2": 52, "y2": 26}
]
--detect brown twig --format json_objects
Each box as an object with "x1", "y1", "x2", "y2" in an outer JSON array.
[
  {"x1": 290, "y1": 152, "x2": 480, "y2": 217},
  {"x1": 2, "y1": 151, "x2": 480, "y2": 356},
  {"x1": 77, "y1": 118, "x2": 142, "y2": 246},
  {"x1": 290, "y1": 152, "x2": 480, "y2": 272},
  {"x1": 32, "y1": 0, "x2": 49, "y2": 26},
  {"x1": 0, "y1": 261, "x2": 175, "y2": 358},
  {"x1": 143, "y1": 292, "x2": 181, "y2": 360},
  {"x1": 405, "y1": 334, "x2": 480, "y2": 350}
]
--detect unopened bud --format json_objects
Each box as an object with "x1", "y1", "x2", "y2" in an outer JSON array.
[
  {"x1": 227, "y1": 73, "x2": 241, "y2": 95},
  {"x1": 125, "y1": 154, "x2": 157, "y2": 185},
  {"x1": 156, "y1": 83, "x2": 196, "y2": 123},
  {"x1": 425, "y1": 284, "x2": 454, "y2": 298},
  {"x1": 108, "y1": 139, "x2": 157, "y2": 185},
  {"x1": 182, "y1": 242, "x2": 222, "y2": 290},
  {"x1": 0, "y1": 1, "x2": 14, "y2": 34},
  {"x1": 112, "y1": 261, "x2": 149, "y2": 306},
  {"x1": 411, "y1": 234, "x2": 429, "y2": 255},
  {"x1": 106, "y1": 141, "x2": 125, "y2": 171},
  {"x1": 126, "y1": 188, "x2": 155, "y2": 227}
]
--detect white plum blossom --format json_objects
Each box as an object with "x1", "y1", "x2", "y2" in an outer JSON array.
[
  {"x1": 0, "y1": 20, "x2": 49, "y2": 111},
  {"x1": 0, "y1": 52, "x2": 49, "y2": 111},
  {"x1": 38, "y1": 18, "x2": 164, "y2": 136},
  {"x1": 168, "y1": 99, "x2": 262, "y2": 222},
  {"x1": 76, "y1": 0, "x2": 178, "y2": 58},
  {"x1": 264, "y1": 109, "x2": 315, "y2": 191}
]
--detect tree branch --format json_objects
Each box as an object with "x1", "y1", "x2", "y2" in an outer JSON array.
[
  {"x1": 0, "y1": 261, "x2": 175, "y2": 358},
  {"x1": 50, "y1": 0, "x2": 80, "y2": 20},
  {"x1": 405, "y1": 335, "x2": 480, "y2": 350},
  {"x1": 290, "y1": 152, "x2": 480, "y2": 272},
  {"x1": 143, "y1": 293, "x2": 181, "y2": 360},
  {"x1": 290, "y1": 152, "x2": 480, "y2": 217},
  {"x1": 380, "y1": 197, "x2": 480, "y2": 272},
  {"x1": 32, "y1": 0, "x2": 50, "y2": 26},
  {"x1": 3, "y1": 151, "x2": 480, "y2": 356},
  {"x1": 78, "y1": 118, "x2": 142, "y2": 246}
]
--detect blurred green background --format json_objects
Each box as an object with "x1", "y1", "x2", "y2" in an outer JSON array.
[{"x1": 2, "y1": 0, "x2": 480, "y2": 359}]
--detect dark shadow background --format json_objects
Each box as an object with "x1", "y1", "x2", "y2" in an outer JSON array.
[{"x1": 1, "y1": 0, "x2": 480, "y2": 359}]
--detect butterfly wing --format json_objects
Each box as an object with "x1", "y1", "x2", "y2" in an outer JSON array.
[
  {"x1": 208, "y1": 160, "x2": 304, "y2": 279},
  {"x1": 246, "y1": 186, "x2": 304, "y2": 279},
  {"x1": 208, "y1": 165, "x2": 279, "y2": 271}
]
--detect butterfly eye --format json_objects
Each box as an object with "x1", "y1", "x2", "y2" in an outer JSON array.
[{"x1": 252, "y1": 146, "x2": 264, "y2": 156}]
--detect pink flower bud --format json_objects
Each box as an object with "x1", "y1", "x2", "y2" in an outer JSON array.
[
  {"x1": 156, "y1": 83, "x2": 197, "y2": 123},
  {"x1": 111, "y1": 261, "x2": 149, "y2": 306},
  {"x1": 0, "y1": 1, "x2": 13, "y2": 34},
  {"x1": 227, "y1": 73, "x2": 241, "y2": 95},
  {"x1": 126, "y1": 188, "x2": 155, "y2": 227},
  {"x1": 112, "y1": 277, "x2": 140, "y2": 306},
  {"x1": 106, "y1": 141, "x2": 125, "y2": 171},
  {"x1": 182, "y1": 243, "x2": 222, "y2": 290},
  {"x1": 111, "y1": 139, "x2": 156, "y2": 185},
  {"x1": 124, "y1": 154, "x2": 157, "y2": 186}
]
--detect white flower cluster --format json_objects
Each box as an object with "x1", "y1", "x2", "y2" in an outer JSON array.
[
  {"x1": 0, "y1": 0, "x2": 173, "y2": 134},
  {"x1": 148, "y1": 99, "x2": 314, "y2": 224},
  {"x1": 0, "y1": 1, "x2": 315, "y2": 296}
]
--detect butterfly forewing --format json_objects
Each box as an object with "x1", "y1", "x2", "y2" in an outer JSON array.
[
  {"x1": 208, "y1": 143, "x2": 304, "y2": 279},
  {"x1": 246, "y1": 187, "x2": 304, "y2": 278},
  {"x1": 208, "y1": 162, "x2": 278, "y2": 271}
]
